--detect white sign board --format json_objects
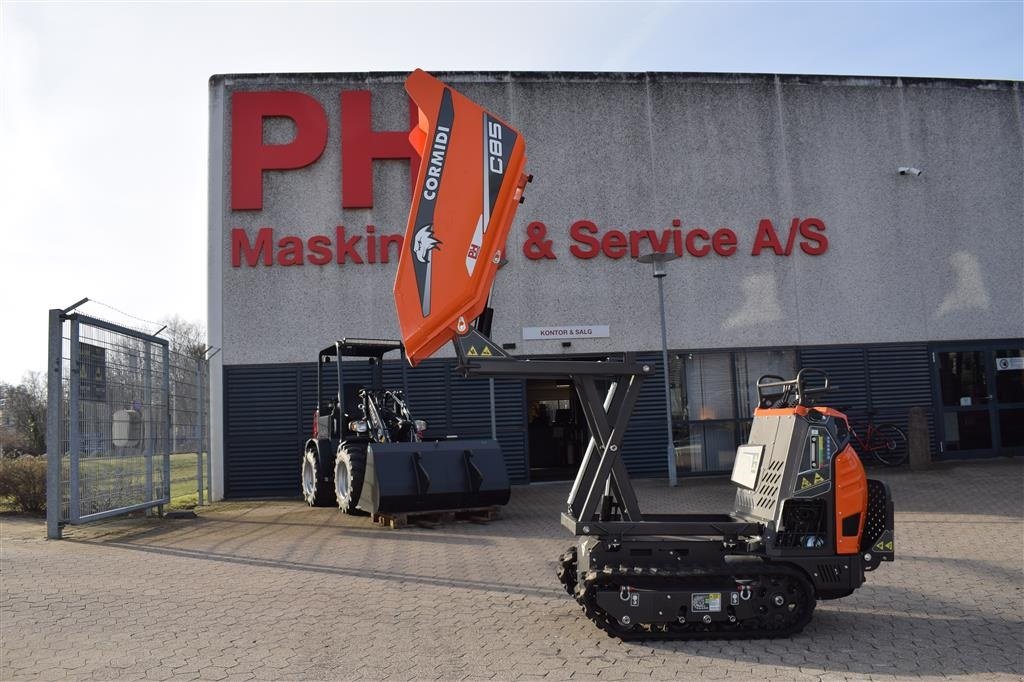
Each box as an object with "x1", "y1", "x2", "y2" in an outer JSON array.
[
  {"x1": 731, "y1": 444, "x2": 764, "y2": 490},
  {"x1": 522, "y1": 325, "x2": 610, "y2": 341},
  {"x1": 996, "y1": 357, "x2": 1024, "y2": 371}
]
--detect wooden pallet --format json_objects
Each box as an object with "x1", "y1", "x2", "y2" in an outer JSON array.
[{"x1": 370, "y1": 506, "x2": 502, "y2": 529}]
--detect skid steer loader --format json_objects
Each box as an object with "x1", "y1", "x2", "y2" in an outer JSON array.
[
  {"x1": 302, "y1": 338, "x2": 510, "y2": 516},
  {"x1": 389, "y1": 69, "x2": 894, "y2": 639}
]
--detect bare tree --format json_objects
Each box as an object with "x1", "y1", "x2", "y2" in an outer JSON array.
[
  {"x1": 1, "y1": 372, "x2": 47, "y2": 455},
  {"x1": 160, "y1": 316, "x2": 206, "y2": 359},
  {"x1": 159, "y1": 316, "x2": 207, "y2": 454}
]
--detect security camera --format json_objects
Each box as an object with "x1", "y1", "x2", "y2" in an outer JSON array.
[{"x1": 897, "y1": 166, "x2": 923, "y2": 176}]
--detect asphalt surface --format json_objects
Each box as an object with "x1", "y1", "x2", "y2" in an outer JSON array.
[{"x1": 2, "y1": 458, "x2": 1022, "y2": 681}]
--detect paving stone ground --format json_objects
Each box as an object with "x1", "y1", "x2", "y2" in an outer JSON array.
[{"x1": 2, "y1": 458, "x2": 1022, "y2": 681}]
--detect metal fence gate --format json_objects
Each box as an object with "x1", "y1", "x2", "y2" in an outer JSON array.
[{"x1": 45, "y1": 308, "x2": 210, "y2": 539}]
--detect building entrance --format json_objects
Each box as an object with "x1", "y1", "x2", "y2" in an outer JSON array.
[
  {"x1": 932, "y1": 342, "x2": 1024, "y2": 458},
  {"x1": 526, "y1": 380, "x2": 585, "y2": 481}
]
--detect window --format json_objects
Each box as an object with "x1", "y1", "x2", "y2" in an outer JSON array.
[
  {"x1": 735, "y1": 350, "x2": 797, "y2": 418},
  {"x1": 672, "y1": 349, "x2": 795, "y2": 474}
]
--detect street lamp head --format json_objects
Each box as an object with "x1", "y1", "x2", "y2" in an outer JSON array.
[{"x1": 636, "y1": 251, "x2": 679, "y2": 278}]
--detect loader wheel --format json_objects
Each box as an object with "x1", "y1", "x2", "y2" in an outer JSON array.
[
  {"x1": 302, "y1": 445, "x2": 334, "y2": 507},
  {"x1": 334, "y1": 443, "x2": 367, "y2": 515}
]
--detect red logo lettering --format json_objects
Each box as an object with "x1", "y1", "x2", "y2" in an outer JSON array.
[
  {"x1": 798, "y1": 217, "x2": 828, "y2": 255},
  {"x1": 231, "y1": 92, "x2": 328, "y2": 211},
  {"x1": 751, "y1": 219, "x2": 784, "y2": 256},
  {"x1": 569, "y1": 220, "x2": 600, "y2": 259},
  {"x1": 685, "y1": 228, "x2": 711, "y2": 257},
  {"x1": 232, "y1": 227, "x2": 273, "y2": 266},
  {"x1": 340, "y1": 91, "x2": 420, "y2": 209}
]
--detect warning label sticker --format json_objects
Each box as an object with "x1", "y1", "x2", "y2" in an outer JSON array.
[
  {"x1": 795, "y1": 467, "x2": 831, "y2": 497},
  {"x1": 799, "y1": 471, "x2": 827, "y2": 489},
  {"x1": 691, "y1": 593, "x2": 722, "y2": 612}
]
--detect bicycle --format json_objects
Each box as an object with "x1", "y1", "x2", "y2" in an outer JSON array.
[{"x1": 845, "y1": 411, "x2": 908, "y2": 467}]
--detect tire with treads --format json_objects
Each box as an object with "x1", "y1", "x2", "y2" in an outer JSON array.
[
  {"x1": 334, "y1": 443, "x2": 368, "y2": 515},
  {"x1": 301, "y1": 443, "x2": 334, "y2": 507}
]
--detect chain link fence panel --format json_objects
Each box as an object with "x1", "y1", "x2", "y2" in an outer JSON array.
[{"x1": 46, "y1": 309, "x2": 209, "y2": 539}]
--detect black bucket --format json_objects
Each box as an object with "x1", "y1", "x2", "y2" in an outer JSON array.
[{"x1": 358, "y1": 439, "x2": 511, "y2": 515}]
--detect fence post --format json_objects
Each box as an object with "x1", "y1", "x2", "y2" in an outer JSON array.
[
  {"x1": 205, "y1": 360, "x2": 212, "y2": 503},
  {"x1": 46, "y1": 310, "x2": 63, "y2": 539},
  {"x1": 162, "y1": 343, "x2": 171, "y2": 511},
  {"x1": 144, "y1": 342, "x2": 154, "y2": 514},
  {"x1": 196, "y1": 358, "x2": 205, "y2": 506},
  {"x1": 68, "y1": 319, "x2": 81, "y2": 523}
]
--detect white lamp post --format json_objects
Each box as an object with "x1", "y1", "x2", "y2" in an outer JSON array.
[{"x1": 636, "y1": 251, "x2": 679, "y2": 486}]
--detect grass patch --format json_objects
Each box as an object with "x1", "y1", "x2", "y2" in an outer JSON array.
[
  {"x1": 0, "y1": 451, "x2": 210, "y2": 513},
  {"x1": 168, "y1": 451, "x2": 210, "y2": 508}
]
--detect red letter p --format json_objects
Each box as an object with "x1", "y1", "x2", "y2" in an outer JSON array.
[{"x1": 231, "y1": 92, "x2": 328, "y2": 210}]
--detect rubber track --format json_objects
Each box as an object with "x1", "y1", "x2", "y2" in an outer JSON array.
[{"x1": 558, "y1": 550, "x2": 816, "y2": 641}]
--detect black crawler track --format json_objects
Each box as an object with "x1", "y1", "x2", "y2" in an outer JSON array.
[
  {"x1": 556, "y1": 545, "x2": 577, "y2": 595},
  {"x1": 557, "y1": 547, "x2": 816, "y2": 641}
]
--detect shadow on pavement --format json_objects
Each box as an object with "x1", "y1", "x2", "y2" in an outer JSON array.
[{"x1": 72, "y1": 538, "x2": 565, "y2": 600}]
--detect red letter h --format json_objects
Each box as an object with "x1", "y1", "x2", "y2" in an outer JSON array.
[{"x1": 341, "y1": 91, "x2": 419, "y2": 209}]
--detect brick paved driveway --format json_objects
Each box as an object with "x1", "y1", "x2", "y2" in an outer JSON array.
[{"x1": 2, "y1": 459, "x2": 1022, "y2": 681}]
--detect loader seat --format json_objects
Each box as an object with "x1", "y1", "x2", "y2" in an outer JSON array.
[{"x1": 329, "y1": 400, "x2": 342, "y2": 439}]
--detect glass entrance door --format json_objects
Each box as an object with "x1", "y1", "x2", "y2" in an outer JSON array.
[
  {"x1": 994, "y1": 347, "x2": 1024, "y2": 454},
  {"x1": 933, "y1": 343, "x2": 1024, "y2": 458}
]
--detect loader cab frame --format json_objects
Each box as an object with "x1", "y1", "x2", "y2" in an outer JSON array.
[{"x1": 315, "y1": 338, "x2": 406, "y2": 441}]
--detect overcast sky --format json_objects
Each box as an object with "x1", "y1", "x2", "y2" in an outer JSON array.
[{"x1": 0, "y1": 0, "x2": 1021, "y2": 384}]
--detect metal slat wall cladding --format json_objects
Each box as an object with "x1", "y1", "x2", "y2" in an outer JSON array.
[
  {"x1": 224, "y1": 344, "x2": 936, "y2": 497},
  {"x1": 224, "y1": 360, "x2": 530, "y2": 497},
  {"x1": 798, "y1": 344, "x2": 935, "y2": 455},
  {"x1": 618, "y1": 352, "x2": 675, "y2": 477},
  {"x1": 224, "y1": 365, "x2": 302, "y2": 498}
]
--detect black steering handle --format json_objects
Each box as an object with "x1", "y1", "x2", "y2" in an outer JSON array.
[{"x1": 756, "y1": 368, "x2": 831, "y2": 407}]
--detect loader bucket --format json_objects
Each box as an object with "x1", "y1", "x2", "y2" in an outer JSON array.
[
  {"x1": 394, "y1": 69, "x2": 530, "y2": 366},
  {"x1": 358, "y1": 439, "x2": 511, "y2": 515}
]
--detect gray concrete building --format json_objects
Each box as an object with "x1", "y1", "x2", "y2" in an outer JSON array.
[{"x1": 209, "y1": 71, "x2": 1023, "y2": 500}]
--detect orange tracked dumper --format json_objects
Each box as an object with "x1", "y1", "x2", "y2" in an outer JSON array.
[{"x1": 393, "y1": 69, "x2": 894, "y2": 639}]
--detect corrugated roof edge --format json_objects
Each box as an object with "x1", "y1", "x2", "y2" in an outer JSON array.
[{"x1": 209, "y1": 71, "x2": 1021, "y2": 90}]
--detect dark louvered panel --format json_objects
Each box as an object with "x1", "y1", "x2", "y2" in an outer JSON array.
[
  {"x1": 381, "y1": 360, "x2": 411, "y2": 395},
  {"x1": 224, "y1": 365, "x2": 302, "y2": 498},
  {"x1": 447, "y1": 367, "x2": 495, "y2": 438},
  {"x1": 620, "y1": 352, "x2": 673, "y2": 478},
  {"x1": 798, "y1": 347, "x2": 870, "y2": 426},
  {"x1": 866, "y1": 345, "x2": 936, "y2": 453},
  {"x1": 494, "y1": 377, "x2": 528, "y2": 484},
  {"x1": 399, "y1": 359, "x2": 451, "y2": 437},
  {"x1": 298, "y1": 364, "x2": 320, "y2": 432},
  {"x1": 223, "y1": 352, "x2": 716, "y2": 496},
  {"x1": 799, "y1": 344, "x2": 936, "y2": 458}
]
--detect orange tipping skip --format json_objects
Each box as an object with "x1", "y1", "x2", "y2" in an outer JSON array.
[{"x1": 394, "y1": 70, "x2": 529, "y2": 366}]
